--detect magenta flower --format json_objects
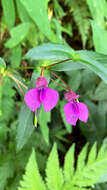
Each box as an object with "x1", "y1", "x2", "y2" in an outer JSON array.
[
  {"x1": 24, "y1": 77, "x2": 59, "y2": 112},
  {"x1": 64, "y1": 90, "x2": 88, "y2": 126}
]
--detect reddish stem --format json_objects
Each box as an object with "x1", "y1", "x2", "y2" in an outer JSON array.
[{"x1": 50, "y1": 71, "x2": 70, "y2": 90}]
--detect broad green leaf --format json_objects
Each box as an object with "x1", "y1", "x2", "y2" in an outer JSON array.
[
  {"x1": 18, "y1": 149, "x2": 47, "y2": 190},
  {"x1": 5, "y1": 23, "x2": 30, "y2": 48},
  {"x1": 24, "y1": 43, "x2": 74, "y2": 61},
  {"x1": 20, "y1": 0, "x2": 51, "y2": 39},
  {"x1": 1, "y1": 0, "x2": 15, "y2": 29},
  {"x1": 46, "y1": 144, "x2": 64, "y2": 190},
  {"x1": 16, "y1": 103, "x2": 34, "y2": 151},
  {"x1": 39, "y1": 107, "x2": 50, "y2": 144},
  {"x1": 64, "y1": 144, "x2": 75, "y2": 182},
  {"x1": 91, "y1": 20, "x2": 107, "y2": 55},
  {"x1": 11, "y1": 45, "x2": 22, "y2": 67},
  {"x1": 24, "y1": 43, "x2": 107, "y2": 82},
  {"x1": 0, "y1": 57, "x2": 6, "y2": 69}
]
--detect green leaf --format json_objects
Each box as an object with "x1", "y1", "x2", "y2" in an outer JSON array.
[
  {"x1": 93, "y1": 81, "x2": 107, "y2": 100},
  {"x1": 18, "y1": 149, "x2": 47, "y2": 190},
  {"x1": 39, "y1": 107, "x2": 50, "y2": 144},
  {"x1": 71, "y1": 142, "x2": 107, "y2": 187},
  {"x1": 10, "y1": 45, "x2": 22, "y2": 67},
  {"x1": 0, "y1": 57, "x2": 6, "y2": 69},
  {"x1": 20, "y1": 0, "x2": 51, "y2": 39},
  {"x1": 25, "y1": 43, "x2": 107, "y2": 82},
  {"x1": 0, "y1": 153, "x2": 15, "y2": 190},
  {"x1": 78, "y1": 50, "x2": 107, "y2": 83},
  {"x1": 16, "y1": 103, "x2": 34, "y2": 151},
  {"x1": 1, "y1": 0, "x2": 15, "y2": 29},
  {"x1": 87, "y1": 0, "x2": 105, "y2": 27},
  {"x1": 81, "y1": 100, "x2": 106, "y2": 143},
  {"x1": 76, "y1": 144, "x2": 89, "y2": 172},
  {"x1": 24, "y1": 43, "x2": 74, "y2": 61},
  {"x1": 46, "y1": 144, "x2": 64, "y2": 190},
  {"x1": 5, "y1": 23, "x2": 30, "y2": 48},
  {"x1": 16, "y1": 0, "x2": 31, "y2": 23},
  {"x1": 91, "y1": 20, "x2": 107, "y2": 55},
  {"x1": 64, "y1": 144, "x2": 75, "y2": 182}
]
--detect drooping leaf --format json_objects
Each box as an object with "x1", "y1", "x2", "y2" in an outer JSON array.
[{"x1": 16, "y1": 103, "x2": 34, "y2": 151}]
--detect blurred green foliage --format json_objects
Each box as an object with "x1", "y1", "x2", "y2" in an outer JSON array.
[{"x1": 0, "y1": 0, "x2": 107, "y2": 189}]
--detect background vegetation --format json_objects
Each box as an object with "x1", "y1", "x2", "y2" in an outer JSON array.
[{"x1": 0, "y1": 0, "x2": 107, "y2": 189}]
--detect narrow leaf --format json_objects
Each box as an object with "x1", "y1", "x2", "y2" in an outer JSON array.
[
  {"x1": 1, "y1": 0, "x2": 15, "y2": 29},
  {"x1": 46, "y1": 144, "x2": 64, "y2": 190},
  {"x1": 64, "y1": 144, "x2": 75, "y2": 182},
  {"x1": 39, "y1": 107, "x2": 50, "y2": 144},
  {"x1": 18, "y1": 149, "x2": 47, "y2": 190}
]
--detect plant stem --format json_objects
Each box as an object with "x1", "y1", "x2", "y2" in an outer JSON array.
[
  {"x1": 50, "y1": 78, "x2": 69, "y2": 91},
  {"x1": 44, "y1": 58, "x2": 72, "y2": 68},
  {"x1": 6, "y1": 72, "x2": 28, "y2": 96},
  {"x1": 7, "y1": 66, "x2": 35, "y2": 71},
  {"x1": 50, "y1": 71, "x2": 70, "y2": 90}
]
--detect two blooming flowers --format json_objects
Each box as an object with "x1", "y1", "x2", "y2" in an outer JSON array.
[{"x1": 24, "y1": 77, "x2": 88, "y2": 126}]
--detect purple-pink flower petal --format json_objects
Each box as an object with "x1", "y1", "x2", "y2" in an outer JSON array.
[
  {"x1": 24, "y1": 88, "x2": 40, "y2": 111},
  {"x1": 41, "y1": 88, "x2": 59, "y2": 112},
  {"x1": 64, "y1": 102, "x2": 79, "y2": 126},
  {"x1": 78, "y1": 102, "x2": 88, "y2": 122}
]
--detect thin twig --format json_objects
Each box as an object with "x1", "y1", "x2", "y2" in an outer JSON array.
[
  {"x1": 50, "y1": 78, "x2": 69, "y2": 91},
  {"x1": 6, "y1": 72, "x2": 28, "y2": 96},
  {"x1": 50, "y1": 70, "x2": 70, "y2": 90},
  {"x1": 7, "y1": 66, "x2": 35, "y2": 71}
]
